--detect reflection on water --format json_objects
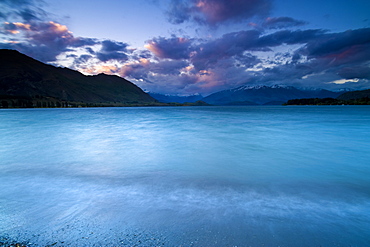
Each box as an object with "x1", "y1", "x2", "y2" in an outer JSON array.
[{"x1": 0, "y1": 106, "x2": 370, "y2": 246}]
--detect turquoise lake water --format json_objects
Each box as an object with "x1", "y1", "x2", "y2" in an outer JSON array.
[{"x1": 0, "y1": 106, "x2": 369, "y2": 246}]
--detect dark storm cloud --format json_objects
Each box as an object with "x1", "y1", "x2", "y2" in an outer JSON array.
[
  {"x1": 299, "y1": 28, "x2": 370, "y2": 60},
  {"x1": 166, "y1": 0, "x2": 272, "y2": 26},
  {"x1": 261, "y1": 17, "x2": 307, "y2": 29},
  {"x1": 337, "y1": 66, "x2": 370, "y2": 80},
  {"x1": 96, "y1": 40, "x2": 130, "y2": 62}
]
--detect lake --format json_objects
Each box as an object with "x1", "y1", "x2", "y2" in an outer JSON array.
[{"x1": 0, "y1": 106, "x2": 369, "y2": 246}]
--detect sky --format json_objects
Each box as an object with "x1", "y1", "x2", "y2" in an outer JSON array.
[{"x1": 0, "y1": 0, "x2": 369, "y2": 95}]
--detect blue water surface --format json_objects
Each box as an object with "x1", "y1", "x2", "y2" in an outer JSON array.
[{"x1": 0, "y1": 106, "x2": 369, "y2": 246}]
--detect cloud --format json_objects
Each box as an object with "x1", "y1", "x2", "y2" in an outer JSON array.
[
  {"x1": 329, "y1": 78, "x2": 360, "y2": 85},
  {"x1": 0, "y1": 21, "x2": 98, "y2": 62},
  {"x1": 251, "y1": 28, "x2": 370, "y2": 89},
  {"x1": 149, "y1": 59, "x2": 189, "y2": 75},
  {"x1": 96, "y1": 40, "x2": 130, "y2": 62},
  {"x1": 299, "y1": 28, "x2": 370, "y2": 62},
  {"x1": 257, "y1": 29, "x2": 326, "y2": 47},
  {"x1": 167, "y1": 0, "x2": 272, "y2": 26},
  {"x1": 75, "y1": 54, "x2": 93, "y2": 64},
  {"x1": 0, "y1": 0, "x2": 46, "y2": 22},
  {"x1": 190, "y1": 31, "x2": 260, "y2": 70},
  {"x1": 136, "y1": 27, "x2": 370, "y2": 93},
  {"x1": 119, "y1": 58, "x2": 188, "y2": 79},
  {"x1": 119, "y1": 32, "x2": 270, "y2": 94},
  {"x1": 1, "y1": 0, "x2": 369, "y2": 94},
  {"x1": 337, "y1": 66, "x2": 370, "y2": 80},
  {"x1": 0, "y1": 0, "x2": 100, "y2": 62},
  {"x1": 262, "y1": 17, "x2": 307, "y2": 29},
  {"x1": 1, "y1": 19, "x2": 131, "y2": 64},
  {"x1": 82, "y1": 64, "x2": 120, "y2": 75},
  {"x1": 166, "y1": 0, "x2": 192, "y2": 24},
  {"x1": 0, "y1": 0, "x2": 35, "y2": 5},
  {"x1": 117, "y1": 58, "x2": 200, "y2": 94},
  {"x1": 145, "y1": 36, "x2": 193, "y2": 59},
  {"x1": 188, "y1": 29, "x2": 326, "y2": 71},
  {"x1": 17, "y1": 8, "x2": 46, "y2": 22}
]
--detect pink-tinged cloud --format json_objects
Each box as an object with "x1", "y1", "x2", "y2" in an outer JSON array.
[
  {"x1": 320, "y1": 44, "x2": 370, "y2": 67},
  {"x1": 301, "y1": 28, "x2": 370, "y2": 59},
  {"x1": 3, "y1": 22, "x2": 31, "y2": 32},
  {"x1": 195, "y1": 0, "x2": 271, "y2": 24},
  {"x1": 167, "y1": 0, "x2": 272, "y2": 26},
  {"x1": 0, "y1": 20, "x2": 99, "y2": 62},
  {"x1": 119, "y1": 58, "x2": 151, "y2": 78},
  {"x1": 145, "y1": 36, "x2": 192, "y2": 59},
  {"x1": 81, "y1": 64, "x2": 119, "y2": 75}
]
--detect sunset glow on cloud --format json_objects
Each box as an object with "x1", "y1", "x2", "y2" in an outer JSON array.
[{"x1": 0, "y1": 0, "x2": 369, "y2": 95}]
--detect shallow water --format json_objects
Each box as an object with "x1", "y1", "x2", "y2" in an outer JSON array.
[{"x1": 0, "y1": 106, "x2": 369, "y2": 246}]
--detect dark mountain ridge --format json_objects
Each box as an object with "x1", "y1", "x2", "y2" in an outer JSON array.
[{"x1": 0, "y1": 49, "x2": 156, "y2": 107}]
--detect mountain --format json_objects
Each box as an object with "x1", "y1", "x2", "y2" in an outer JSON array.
[
  {"x1": 149, "y1": 93, "x2": 203, "y2": 103},
  {"x1": 203, "y1": 85, "x2": 342, "y2": 105},
  {"x1": 337, "y1": 89, "x2": 370, "y2": 100},
  {"x1": 0, "y1": 49, "x2": 156, "y2": 107}
]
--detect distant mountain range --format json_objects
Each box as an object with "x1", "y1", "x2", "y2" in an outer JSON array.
[
  {"x1": 149, "y1": 93, "x2": 203, "y2": 103},
  {"x1": 202, "y1": 85, "x2": 344, "y2": 105},
  {"x1": 0, "y1": 49, "x2": 156, "y2": 108},
  {"x1": 122, "y1": 84, "x2": 370, "y2": 106}
]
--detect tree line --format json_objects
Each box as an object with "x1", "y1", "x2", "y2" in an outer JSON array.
[{"x1": 284, "y1": 97, "x2": 370, "y2": 105}]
